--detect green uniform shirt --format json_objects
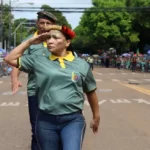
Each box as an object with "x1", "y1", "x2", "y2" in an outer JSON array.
[
  {"x1": 23, "y1": 32, "x2": 50, "y2": 96},
  {"x1": 19, "y1": 52, "x2": 96, "y2": 115}
]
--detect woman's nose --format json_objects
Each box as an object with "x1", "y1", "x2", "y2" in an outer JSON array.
[{"x1": 47, "y1": 37, "x2": 54, "y2": 43}]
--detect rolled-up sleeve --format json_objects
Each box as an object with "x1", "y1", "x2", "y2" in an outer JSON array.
[
  {"x1": 83, "y1": 68, "x2": 97, "y2": 93},
  {"x1": 19, "y1": 55, "x2": 36, "y2": 73}
]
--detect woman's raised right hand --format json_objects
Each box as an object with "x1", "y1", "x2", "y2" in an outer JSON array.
[{"x1": 29, "y1": 33, "x2": 50, "y2": 45}]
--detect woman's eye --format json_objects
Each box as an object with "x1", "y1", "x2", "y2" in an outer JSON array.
[
  {"x1": 48, "y1": 35, "x2": 60, "y2": 39},
  {"x1": 53, "y1": 35, "x2": 59, "y2": 39}
]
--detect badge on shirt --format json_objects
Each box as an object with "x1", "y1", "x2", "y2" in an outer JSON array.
[{"x1": 71, "y1": 72, "x2": 81, "y2": 82}]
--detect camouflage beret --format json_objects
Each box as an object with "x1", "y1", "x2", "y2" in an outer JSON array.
[{"x1": 37, "y1": 11, "x2": 57, "y2": 22}]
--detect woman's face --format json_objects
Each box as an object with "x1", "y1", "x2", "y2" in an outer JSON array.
[{"x1": 47, "y1": 30, "x2": 70, "y2": 54}]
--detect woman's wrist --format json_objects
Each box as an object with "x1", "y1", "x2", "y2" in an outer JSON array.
[
  {"x1": 93, "y1": 113, "x2": 100, "y2": 120},
  {"x1": 27, "y1": 38, "x2": 33, "y2": 46}
]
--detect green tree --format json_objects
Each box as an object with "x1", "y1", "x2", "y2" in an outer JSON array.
[
  {"x1": 1, "y1": 4, "x2": 13, "y2": 49},
  {"x1": 125, "y1": 0, "x2": 150, "y2": 53},
  {"x1": 73, "y1": 0, "x2": 140, "y2": 54}
]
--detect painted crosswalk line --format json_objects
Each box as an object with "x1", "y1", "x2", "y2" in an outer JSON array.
[
  {"x1": 110, "y1": 99, "x2": 131, "y2": 103},
  {"x1": 1, "y1": 91, "x2": 27, "y2": 95},
  {"x1": 133, "y1": 99, "x2": 150, "y2": 104},
  {"x1": 143, "y1": 79, "x2": 150, "y2": 82},
  {"x1": 0, "y1": 102, "x2": 20, "y2": 106},
  {"x1": 95, "y1": 79, "x2": 102, "y2": 82},
  {"x1": 128, "y1": 79, "x2": 138, "y2": 82},
  {"x1": 0, "y1": 99, "x2": 150, "y2": 107},
  {"x1": 109, "y1": 73, "x2": 115, "y2": 75},
  {"x1": 2, "y1": 91, "x2": 13, "y2": 95},
  {"x1": 112, "y1": 79, "x2": 120, "y2": 82},
  {"x1": 121, "y1": 73, "x2": 128, "y2": 75}
]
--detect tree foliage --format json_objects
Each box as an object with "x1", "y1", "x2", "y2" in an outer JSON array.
[
  {"x1": 126, "y1": 0, "x2": 150, "y2": 53},
  {"x1": 1, "y1": 4, "x2": 71, "y2": 49},
  {"x1": 1, "y1": 4, "x2": 13, "y2": 48},
  {"x1": 1, "y1": 1, "x2": 150, "y2": 54},
  {"x1": 73, "y1": 0, "x2": 149, "y2": 54}
]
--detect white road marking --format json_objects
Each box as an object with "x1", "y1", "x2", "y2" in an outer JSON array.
[
  {"x1": 19, "y1": 91, "x2": 27, "y2": 95},
  {"x1": 95, "y1": 79, "x2": 102, "y2": 82},
  {"x1": 121, "y1": 73, "x2": 128, "y2": 75},
  {"x1": 143, "y1": 79, "x2": 150, "y2": 82},
  {"x1": 2, "y1": 76, "x2": 7, "y2": 78},
  {"x1": 110, "y1": 99, "x2": 131, "y2": 103},
  {"x1": 0, "y1": 98, "x2": 150, "y2": 107},
  {"x1": 0, "y1": 102, "x2": 20, "y2": 106},
  {"x1": 133, "y1": 99, "x2": 150, "y2": 105},
  {"x1": 128, "y1": 79, "x2": 138, "y2": 82},
  {"x1": 109, "y1": 73, "x2": 115, "y2": 75},
  {"x1": 99, "y1": 100, "x2": 107, "y2": 105},
  {"x1": 1, "y1": 91, "x2": 27, "y2": 95},
  {"x1": 84, "y1": 100, "x2": 107, "y2": 106},
  {"x1": 84, "y1": 100, "x2": 90, "y2": 106},
  {"x1": 2, "y1": 91, "x2": 13, "y2": 95},
  {"x1": 112, "y1": 79, "x2": 120, "y2": 82}
]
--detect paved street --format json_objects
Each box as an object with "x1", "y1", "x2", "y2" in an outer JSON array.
[{"x1": 0, "y1": 67, "x2": 150, "y2": 150}]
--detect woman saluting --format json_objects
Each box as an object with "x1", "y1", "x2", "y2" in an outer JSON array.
[{"x1": 4, "y1": 25, "x2": 100, "y2": 150}]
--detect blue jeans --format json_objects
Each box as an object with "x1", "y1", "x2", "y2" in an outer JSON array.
[
  {"x1": 36, "y1": 110, "x2": 86, "y2": 150},
  {"x1": 28, "y1": 95, "x2": 40, "y2": 150}
]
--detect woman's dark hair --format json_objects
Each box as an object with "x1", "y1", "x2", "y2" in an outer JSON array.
[{"x1": 67, "y1": 44, "x2": 75, "y2": 56}]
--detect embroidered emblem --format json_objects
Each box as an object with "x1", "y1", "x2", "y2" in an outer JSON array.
[{"x1": 71, "y1": 72, "x2": 80, "y2": 82}]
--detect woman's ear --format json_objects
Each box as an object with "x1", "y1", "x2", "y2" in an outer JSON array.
[{"x1": 66, "y1": 39, "x2": 71, "y2": 47}]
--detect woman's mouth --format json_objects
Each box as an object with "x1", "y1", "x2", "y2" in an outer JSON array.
[{"x1": 48, "y1": 46, "x2": 54, "y2": 49}]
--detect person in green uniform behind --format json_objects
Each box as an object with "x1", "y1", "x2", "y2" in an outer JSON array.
[
  {"x1": 5, "y1": 25, "x2": 100, "y2": 150},
  {"x1": 10, "y1": 11, "x2": 57, "y2": 150}
]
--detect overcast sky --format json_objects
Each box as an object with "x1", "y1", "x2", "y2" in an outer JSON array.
[{"x1": 4, "y1": 0, "x2": 92, "y2": 29}]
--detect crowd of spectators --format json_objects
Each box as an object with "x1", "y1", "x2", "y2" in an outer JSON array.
[
  {"x1": 0, "y1": 62, "x2": 12, "y2": 76},
  {"x1": 80, "y1": 54, "x2": 150, "y2": 73},
  {"x1": 0, "y1": 52, "x2": 150, "y2": 78}
]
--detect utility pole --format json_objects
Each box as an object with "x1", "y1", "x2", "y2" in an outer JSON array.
[
  {"x1": 0, "y1": 0, "x2": 3, "y2": 48},
  {"x1": 12, "y1": 20, "x2": 26, "y2": 47},
  {"x1": 7, "y1": 0, "x2": 11, "y2": 51}
]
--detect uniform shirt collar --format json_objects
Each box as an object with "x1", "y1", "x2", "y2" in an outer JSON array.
[{"x1": 49, "y1": 51, "x2": 75, "y2": 62}]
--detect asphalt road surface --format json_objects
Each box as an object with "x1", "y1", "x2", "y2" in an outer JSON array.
[{"x1": 0, "y1": 67, "x2": 150, "y2": 150}]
